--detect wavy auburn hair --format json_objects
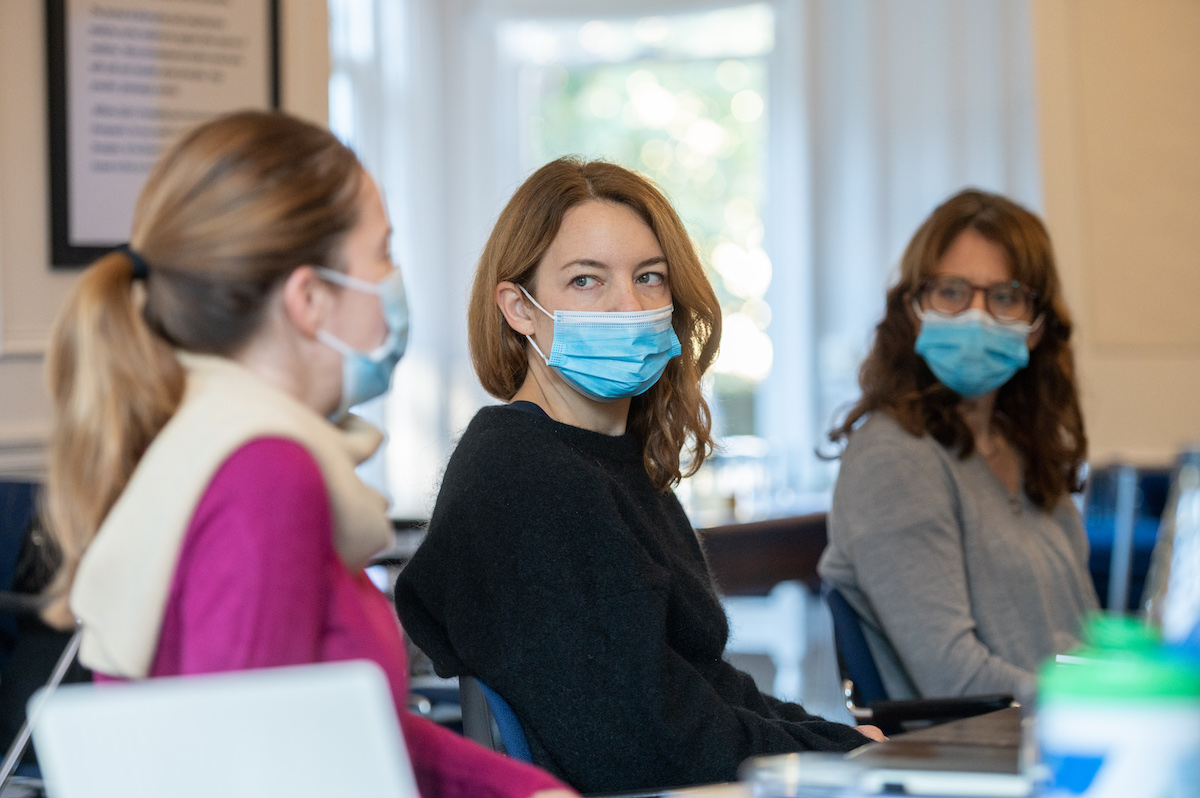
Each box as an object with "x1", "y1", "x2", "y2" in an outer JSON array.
[
  {"x1": 829, "y1": 189, "x2": 1087, "y2": 511},
  {"x1": 43, "y1": 111, "x2": 363, "y2": 627},
  {"x1": 468, "y1": 158, "x2": 722, "y2": 490}
]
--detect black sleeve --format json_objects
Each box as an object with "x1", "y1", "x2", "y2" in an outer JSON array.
[{"x1": 395, "y1": 422, "x2": 868, "y2": 793}]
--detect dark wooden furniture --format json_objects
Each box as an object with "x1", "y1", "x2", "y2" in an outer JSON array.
[{"x1": 697, "y1": 512, "x2": 828, "y2": 596}]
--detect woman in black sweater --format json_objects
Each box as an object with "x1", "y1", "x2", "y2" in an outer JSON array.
[{"x1": 394, "y1": 158, "x2": 879, "y2": 794}]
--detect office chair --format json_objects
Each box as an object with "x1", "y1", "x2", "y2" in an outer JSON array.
[
  {"x1": 459, "y1": 676, "x2": 531, "y2": 763},
  {"x1": 460, "y1": 679, "x2": 670, "y2": 798},
  {"x1": 1082, "y1": 463, "x2": 1171, "y2": 613},
  {"x1": 0, "y1": 627, "x2": 81, "y2": 795},
  {"x1": 823, "y1": 585, "x2": 1012, "y2": 736},
  {"x1": 0, "y1": 482, "x2": 91, "y2": 790}
]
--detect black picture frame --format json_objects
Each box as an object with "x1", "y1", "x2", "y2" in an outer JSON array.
[{"x1": 45, "y1": 0, "x2": 280, "y2": 267}]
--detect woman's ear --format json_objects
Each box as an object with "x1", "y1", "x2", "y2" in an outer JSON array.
[
  {"x1": 1027, "y1": 315, "x2": 1046, "y2": 351},
  {"x1": 281, "y1": 266, "x2": 331, "y2": 339},
  {"x1": 496, "y1": 281, "x2": 536, "y2": 335},
  {"x1": 905, "y1": 294, "x2": 922, "y2": 332}
]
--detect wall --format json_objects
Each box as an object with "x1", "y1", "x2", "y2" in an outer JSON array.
[
  {"x1": 1033, "y1": 0, "x2": 1200, "y2": 466},
  {"x1": 0, "y1": 0, "x2": 330, "y2": 479}
]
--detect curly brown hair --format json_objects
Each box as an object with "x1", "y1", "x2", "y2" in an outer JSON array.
[
  {"x1": 829, "y1": 189, "x2": 1087, "y2": 511},
  {"x1": 468, "y1": 158, "x2": 722, "y2": 491}
]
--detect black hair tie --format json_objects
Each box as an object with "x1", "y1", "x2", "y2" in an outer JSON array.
[{"x1": 117, "y1": 244, "x2": 150, "y2": 281}]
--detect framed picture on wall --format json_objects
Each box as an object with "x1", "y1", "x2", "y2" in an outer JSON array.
[{"x1": 45, "y1": 0, "x2": 280, "y2": 267}]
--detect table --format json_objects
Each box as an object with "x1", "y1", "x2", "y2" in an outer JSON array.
[
  {"x1": 697, "y1": 513, "x2": 828, "y2": 595},
  {"x1": 739, "y1": 708, "x2": 1028, "y2": 797},
  {"x1": 847, "y1": 707, "x2": 1028, "y2": 796},
  {"x1": 664, "y1": 785, "x2": 748, "y2": 798},
  {"x1": 882, "y1": 706, "x2": 1023, "y2": 748},
  {"x1": 383, "y1": 514, "x2": 833, "y2": 598}
]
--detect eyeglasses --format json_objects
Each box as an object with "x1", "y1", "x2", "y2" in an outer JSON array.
[{"x1": 918, "y1": 275, "x2": 1038, "y2": 322}]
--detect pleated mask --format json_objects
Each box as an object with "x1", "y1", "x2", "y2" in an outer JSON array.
[{"x1": 519, "y1": 286, "x2": 682, "y2": 402}]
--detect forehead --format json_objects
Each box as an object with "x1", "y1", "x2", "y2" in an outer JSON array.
[
  {"x1": 354, "y1": 172, "x2": 387, "y2": 228},
  {"x1": 933, "y1": 228, "x2": 1013, "y2": 283},
  {"x1": 543, "y1": 200, "x2": 661, "y2": 260}
]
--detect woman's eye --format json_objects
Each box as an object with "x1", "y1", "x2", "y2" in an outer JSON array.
[
  {"x1": 571, "y1": 275, "x2": 596, "y2": 288},
  {"x1": 991, "y1": 289, "x2": 1017, "y2": 307},
  {"x1": 637, "y1": 272, "x2": 666, "y2": 286}
]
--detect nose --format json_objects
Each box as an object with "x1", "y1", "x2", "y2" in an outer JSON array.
[
  {"x1": 967, "y1": 286, "x2": 989, "y2": 312},
  {"x1": 611, "y1": 279, "x2": 643, "y2": 313}
]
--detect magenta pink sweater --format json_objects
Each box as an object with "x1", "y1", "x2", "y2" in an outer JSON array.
[{"x1": 98, "y1": 437, "x2": 565, "y2": 798}]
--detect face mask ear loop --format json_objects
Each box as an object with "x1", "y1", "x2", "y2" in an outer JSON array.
[
  {"x1": 316, "y1": 328, "x2": 355, "y2": 357},
  {"x1": 315, "y1": 266, "x2": 385, "y2": 295},
  {"x1": 517, "y1": 285, "x2": 555, "y2": 320},
  {"x1": 525, "y1": 335, "x2": 551, "y2": 366},
  {"x1": 516, "y1": 285, "x2": 555, "y2": 365}
]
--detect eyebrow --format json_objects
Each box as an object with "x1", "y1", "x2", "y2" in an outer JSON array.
[{"x1": 559, "y1": 256, "x2": 667, "y2": 271}]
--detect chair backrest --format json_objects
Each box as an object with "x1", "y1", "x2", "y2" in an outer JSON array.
[
  {"x1": 0, "y1": 482, "x2": 39, "y2": 664},
  {"x1": 1083, "y1": 463, "x2": 1173, "y2": 612},
  {"x1": 822, "y1": 584, "x2": 889, "y2": 705},
  {"x1": 0, "y1": 628, "x2": 81, "y2": 790},
  {"x1": 459, "y1": 677, "x2": 531, "y2": 763}
]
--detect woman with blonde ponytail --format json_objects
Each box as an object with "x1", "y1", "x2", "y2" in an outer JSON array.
[{"x1": 43, "y1": 110, "x2": 572, "y2": 798}]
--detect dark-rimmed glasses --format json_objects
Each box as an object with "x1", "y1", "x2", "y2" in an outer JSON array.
[{"x1": 918, "y1": 276, "x2": 1038, "y2": 322}]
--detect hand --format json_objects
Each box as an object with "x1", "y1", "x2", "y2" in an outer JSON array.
[
  {"x1": 530, "y1": 790, "x2": 580, "y2": 798},
  {"x1": 855, "y1": 724, "x2": 888, "y2": 742}
]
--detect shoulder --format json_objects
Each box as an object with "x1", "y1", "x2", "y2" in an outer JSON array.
[
  {"x1": 189, "y1": 437, "x2": 330, "y2": 549},
  {"x1": 208, "y1": 437, "x2": 325, "y2": 496},
  {"x1": 444, "y1": 405, "x2": 612, "y2": 489},
  {"x1": 423, "y1": 407, "x2": 643, "y2": 558},
  {"x1": 845, "y1": 412, "x2": 930, "y2": 451},
  {"x1": 830, "y1": 413, "x2": 963, "y2": 541},
  {"x1": 452, "y1": 405, "x2": 544, "y2": 458},
  {"x1": 840, "y1": 412, "x2": 951, "y2": 478}
]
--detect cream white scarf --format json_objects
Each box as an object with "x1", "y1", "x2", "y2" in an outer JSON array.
[{"x1": 71, "y1": 353, "x2": 392, "y2": 678}]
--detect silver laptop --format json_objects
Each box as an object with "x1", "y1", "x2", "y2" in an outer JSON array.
[{"x1": 30, "y1": 660, "x2": 419, "y2": 798}]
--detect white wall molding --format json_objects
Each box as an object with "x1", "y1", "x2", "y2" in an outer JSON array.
[
  {"x1": 0, "y1": 338, "x2": 47, "y2": 360},
  {"x1": 0, "y1": 423, "x2": 49, "y2": 481}
]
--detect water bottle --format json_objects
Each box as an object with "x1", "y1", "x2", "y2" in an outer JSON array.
[
  {"x1": 1143, "y1": 447, "x2": 1200, "y2": 645},
  {"x1": 1035, "y1": 615, "x2": 1200, "y2": 797}
]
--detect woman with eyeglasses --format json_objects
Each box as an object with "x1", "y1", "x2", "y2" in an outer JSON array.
[{"x1": 818, "y1": 189, "x2": 1099, "y2": 700}]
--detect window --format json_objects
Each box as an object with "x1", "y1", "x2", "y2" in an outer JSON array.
[{"x1": 500, "y1": 6, "x2": 783, "y2": 523}]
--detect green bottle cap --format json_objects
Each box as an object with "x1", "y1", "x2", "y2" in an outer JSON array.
[{"x1": 1039, "y1": 614, "x2": 1200, "y2": 701}]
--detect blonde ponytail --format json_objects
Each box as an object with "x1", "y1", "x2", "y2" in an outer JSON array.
[
  {"x1": 40, "y1": 110, "x2": 362, "y2": 628},
  {"x1": 41, "y1": 252, "x2": 183, "y2": 627}
]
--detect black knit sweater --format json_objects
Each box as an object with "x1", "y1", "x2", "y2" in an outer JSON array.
[{"x1": 394, "y1": 405, "x2": 868, "y2": 793}]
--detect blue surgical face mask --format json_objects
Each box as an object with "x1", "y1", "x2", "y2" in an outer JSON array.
[
  {"x1": 519, "y1": 286, "x2": 682, "y2": 402},
  {"x1": 316, "y1": 267, "x2": 409, "y2": 419},
  {"x1": 914, "y1": 307, "x2": 1037, "y2": 398}
]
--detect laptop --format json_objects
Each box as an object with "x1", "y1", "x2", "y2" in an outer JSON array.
[{"x1": 29, "y1": 660, "x2": 420, "y2": 798}]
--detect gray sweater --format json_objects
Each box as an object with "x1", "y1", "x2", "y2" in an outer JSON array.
[{"x1": 818, "y1": 413, "x2": 1099, "y2": 700}]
